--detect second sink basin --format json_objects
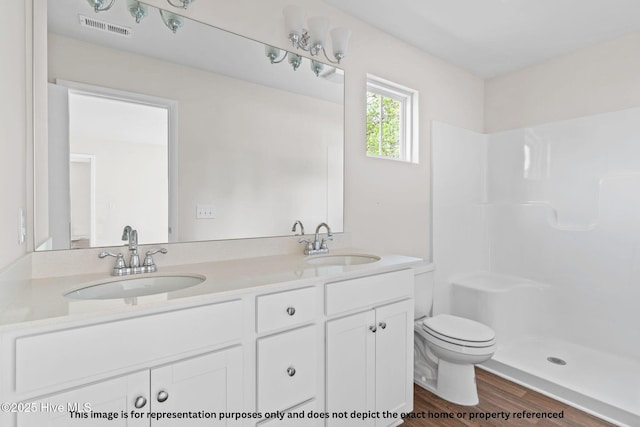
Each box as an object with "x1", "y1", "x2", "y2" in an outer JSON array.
[
  {"x1": 305, "y1": 254, "x2": 380, "y2": 266},
  {"x1": 64, "y1": 274, "x2": 206, "y2": 300}
]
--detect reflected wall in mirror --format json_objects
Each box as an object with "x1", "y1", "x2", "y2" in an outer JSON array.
[{"x1": 35, "y1": 0, "x2": 344, "y2": 251}]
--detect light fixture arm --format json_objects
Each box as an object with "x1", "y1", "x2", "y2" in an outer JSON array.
[
  {"x1": 321, "y1": 47, "x2": 343, "y2": 65},
  {"x1": 269, "y1": 52, "x2": 289, "y2": 64},
  {"x1": 167, "y1": 0, "x2": 194, "y2": 9},
  {"x1": 285, "y1": 24, "x2": 348, "y2": 65}
]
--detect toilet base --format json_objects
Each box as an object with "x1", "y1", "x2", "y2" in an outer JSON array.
[
  {"x1": 435, "y1": 359, "x2": 478, "y2": 405},
  {"x1": 414, "y1": 319, "x2": 492, "y2": 406}
]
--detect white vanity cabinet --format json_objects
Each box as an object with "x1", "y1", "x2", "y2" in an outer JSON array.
[
  {"x1": 17, "y1": 346, "x2": 243, "y2": 427},
  {"x1": 1, "y1": 256, "x2": 419, "y2": 427},
  {"x1": 325, "y1": 270, "x2": 414, "y2": 427}
]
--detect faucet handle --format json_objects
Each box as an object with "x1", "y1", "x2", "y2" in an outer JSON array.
[
  {"x1": 99, "y1": 252, "x2": 127, "y2": 274},
  {"x1": 298, "y1": 238, "x2": 314, "y2": 255},
  {"x1": 320, "y1": 235, "x2": 333, "y2": 250},
  {"x1": 99, "y1": 251, "x2": 125, "y2": 265},
  {"x1": 143, "y1": 248, "x2": 167, "y2": 272},
  {"x1": 145, "y1": 248, "x2": 168, "y2": 257}
]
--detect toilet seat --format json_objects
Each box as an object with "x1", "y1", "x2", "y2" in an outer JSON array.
[{"x1": 422, "y1": 314, "x2": 496, "y2": 348}]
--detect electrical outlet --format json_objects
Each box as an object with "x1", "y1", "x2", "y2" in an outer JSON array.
[{"x1": 196, "y1": 204, "x2": 216, "y2": 219}]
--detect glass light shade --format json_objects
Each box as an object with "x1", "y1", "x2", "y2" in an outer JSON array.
[
  {"x1": 283, "y1": 5, "x2": 305, "y2": 38},
  {"x1": 264, "y1": 45, "x2": 281, "y2": 62},
  {"x1": 288, "y1": 53, "x2": 302, "y2": 71},
  {"x1": 87, "y1": 0, "x2": 115, "y2": 12},
  {"x1": 307, "y1": 16, "x2": 330, "y2": 47},
  {"x1": 159, "y1": 9, "x2": 183, "y2": 33},
  {"x1": 311, "y1": 60, "x2": 324, "y2": 76},
  {"x1": 330, "y1": 27, "x2": 351, "y2": 60},
  {"x1": 127, "y1": 0, "x2": 148, "y2": 23}
]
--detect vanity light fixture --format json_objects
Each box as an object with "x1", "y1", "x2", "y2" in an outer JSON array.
[
  {"x1": 282, "y1": 4, "x2": 351, "y2": 64},
  {"x1": 87, "y1": 0, "x2": 185, "y2": 34},
  {"x1": 87, "y1": 0, "x2": 116, "y2": 13}
]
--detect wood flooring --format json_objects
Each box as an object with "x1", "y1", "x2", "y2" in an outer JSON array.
[{"x1": 402, "y1": 368, "x2": 616, "y2": 427}]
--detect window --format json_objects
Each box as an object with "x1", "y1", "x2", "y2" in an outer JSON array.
[{"x1": 366, "y1": 75, "x2": 418, "y2": 163}]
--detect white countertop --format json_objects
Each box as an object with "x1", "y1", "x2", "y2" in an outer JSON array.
[{"x1": 0, "y1": 250, "x2": 425, "y2": 331}]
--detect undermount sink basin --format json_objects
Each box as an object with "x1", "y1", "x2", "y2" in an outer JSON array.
[
  {"x1": 64, "y1": 274, "x2": 206, "y2": 300},
  {"x1": 305, "y1": 254, "x2": 380, "y2": 266}
]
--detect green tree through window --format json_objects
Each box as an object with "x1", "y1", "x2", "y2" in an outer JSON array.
[{"x1": 366, "y1": 92, "x2": 402, "y2": 158}]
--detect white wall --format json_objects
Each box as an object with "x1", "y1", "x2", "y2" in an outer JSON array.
[
  {"x1": 485, "y1": 32, "x2": 640, "y2": 132},
  {"x1": 0, "y1": 1, "x2": 29, "y2": 269}
]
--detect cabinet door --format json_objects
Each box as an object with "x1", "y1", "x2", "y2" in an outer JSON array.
[
  {"x1": 17, "y1": 371, "x2": 149, "y2": 427},
  {"x1": 326, "y1": 311, "x2": 376, "y2": 427},
  {"x1": 150, "y1": 346, "x2": 243, "y2": 426},
  {"x1": 374, "y1": 300, "x2": 413, "y2": 427}
]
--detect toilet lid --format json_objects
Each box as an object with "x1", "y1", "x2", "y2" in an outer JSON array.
[{"x1": 422, "y1": 314, "x2": 495, "y2": 343}]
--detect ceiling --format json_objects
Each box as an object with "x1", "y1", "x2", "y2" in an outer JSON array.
[{"x1": 323, "y1": 0, "x2": 640, "y2": 78}]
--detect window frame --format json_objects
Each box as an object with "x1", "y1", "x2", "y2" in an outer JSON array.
[{"x1": 366, "y1": 74, "x2": 419, "y2": 163}]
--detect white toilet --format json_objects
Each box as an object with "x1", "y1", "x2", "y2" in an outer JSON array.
[{"x1": 414, "y1": 268, "x2": 496, "y2": 405}]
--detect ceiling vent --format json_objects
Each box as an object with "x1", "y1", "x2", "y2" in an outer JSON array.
[{"x1": 79, "y1": 15, "x2": 132, "y2": 38}]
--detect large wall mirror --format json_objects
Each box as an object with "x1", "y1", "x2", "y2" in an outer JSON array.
[{"x1": 34, "y1": 0, "x2": 344, "y2": 251}]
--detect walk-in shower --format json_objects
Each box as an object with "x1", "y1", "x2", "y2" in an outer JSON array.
[{"x1": 431, "y1": 109, "x2": 640, "y2": 426}]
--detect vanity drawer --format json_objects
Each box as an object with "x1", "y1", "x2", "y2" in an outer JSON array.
[
  {"x1": 15, "y1": 300, "x2": 243, "y2": 393},
  {"x1": 325, "y1": 269, "x2": 413, "y2": 316},
  {"x1": 257, "y1": 325, "x2": 317, "y2": 413},
  {"x1": 256, "y1": 287, "x2": 316, "y2": 333}
]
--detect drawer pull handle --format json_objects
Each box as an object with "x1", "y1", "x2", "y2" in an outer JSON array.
[
  {"x1": 134, "y1": 396, "x2": 147, "y2": 409},
  {"x1": 157, "y1": 390, "x2": 169, "y2": 403},
  {"x1": 286, "y1": 367, "x2": 296, "y2": 377},
  {"x1": 379, "y1": 322, "x2": 387, "y2": 330},
  {"x1": 369, "y1": 325, "x2": 377, "y2": 333},
  {"x1": 286, "y1": 307, "x2": 296, "y2": 316}
]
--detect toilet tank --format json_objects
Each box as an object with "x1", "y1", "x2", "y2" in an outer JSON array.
[{"x1": 414, "y1": 264, "x2": 435, "y2": 319}]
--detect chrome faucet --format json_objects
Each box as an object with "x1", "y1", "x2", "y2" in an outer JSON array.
[
  {"x1": 100, "y1": 226, "x2": 167, "y2": 276},
  {"x1": 291, "y1": 220, "x2": 305, "y2": 236},
  {"x1": 122, "y1": 226, "x2": 140, "y2": 270},
  {"x1": 299, "y1": 222, "x2": 333, "y2": 255}
]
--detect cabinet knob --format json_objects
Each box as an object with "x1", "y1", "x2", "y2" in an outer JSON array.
[
  {"x1": 286, "y1": 307, "x2": 296, "y2": 316},
  {"x1": 157, "y1": 390, "x2": 169, "y2": 403},
  {"x1": 379, "y1": 322, "x2": 387, "y2": 330},
  {"x1": 134, "y1": 396, "x2": 147, "y2": 409},
  {"x1": 369, "y1": 325, "x2": 377, "y2": 333},
  {"x1": 286, "y1": 366, "x2": 296, "y2": 377}
]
